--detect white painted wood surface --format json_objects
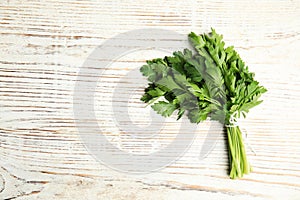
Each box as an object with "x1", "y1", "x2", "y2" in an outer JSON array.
[{"x1": 1, "y1": 0, "x2": 300, "y2": 199}]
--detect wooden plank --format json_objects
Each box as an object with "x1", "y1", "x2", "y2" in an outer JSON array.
[{"x1": 1, "y1": 0, "x2": 300, "y2": 199}]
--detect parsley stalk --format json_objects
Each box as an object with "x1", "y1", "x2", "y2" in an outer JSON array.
[{"x1": 226, "y1": 126, "x2": 251, "y2": 179}]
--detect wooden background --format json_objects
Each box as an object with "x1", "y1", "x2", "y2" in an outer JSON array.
[{"x1": 1, "y1": 0, "x2": 300, "y2": 199}]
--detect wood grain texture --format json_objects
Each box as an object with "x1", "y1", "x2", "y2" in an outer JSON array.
[{"x1": 1, "y1": 0, "x2": 300, "y2": 199}]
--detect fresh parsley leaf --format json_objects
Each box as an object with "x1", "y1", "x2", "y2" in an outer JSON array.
[{"x1": 151, "y1": 101, "x2": 177, "y2": 117}]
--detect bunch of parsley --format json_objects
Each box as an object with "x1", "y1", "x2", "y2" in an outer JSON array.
[{"x1": 140, "y1": 29, "x2": 267, "y2": 179}]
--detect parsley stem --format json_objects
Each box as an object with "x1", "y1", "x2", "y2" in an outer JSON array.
[{"x1": 226, "y1": 126, "x2": 251, "y2": 179}]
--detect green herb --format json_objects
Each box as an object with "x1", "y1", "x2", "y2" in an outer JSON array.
[{"x1": 140, "y1": 29, "x2": 267, "y2": 179}]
